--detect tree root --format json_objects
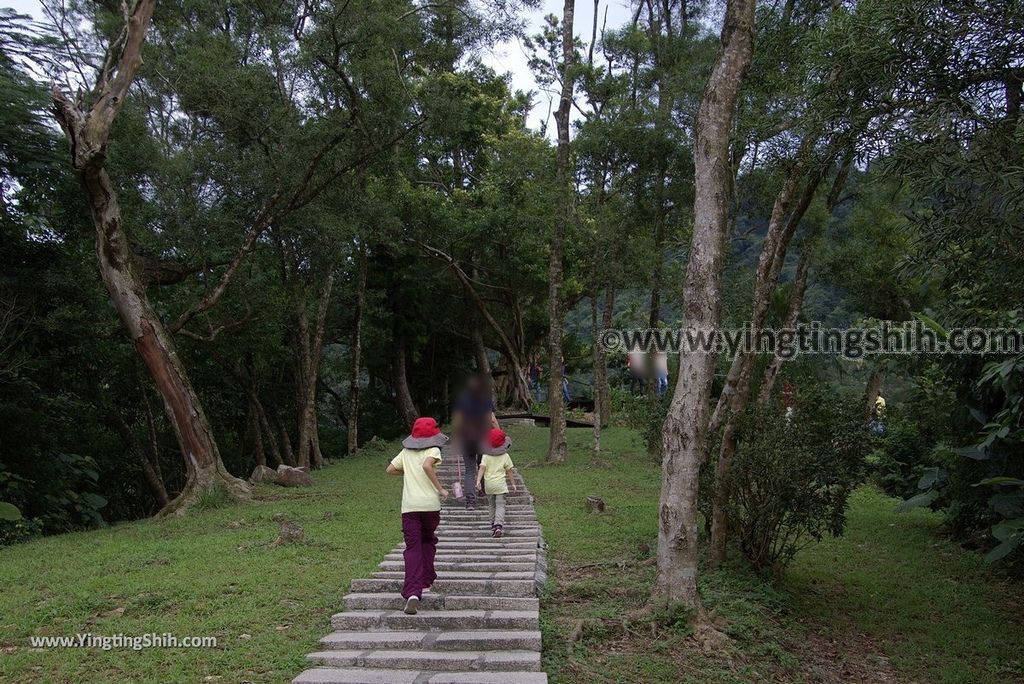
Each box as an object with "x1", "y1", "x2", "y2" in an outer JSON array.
[{"x1": 155, "y1": 468, "x2": 251, "y2": 518}]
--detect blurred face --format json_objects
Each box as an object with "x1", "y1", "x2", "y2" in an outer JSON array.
[{"x1": 467, "y1": 375, "x2": 486, "y2": 395}]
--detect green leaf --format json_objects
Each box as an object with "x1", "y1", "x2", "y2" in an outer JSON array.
[
  {"x1": 985, "y1": 537, "x2": 1020, "y2": 563},
  {"x1": 0, "y1": 501, "x2": 22, "y2": 521},
  {"x1": 913, "y1": 311, "x2": 949, "y2": 341},
  {"x1": 991, "y1": 518, "x2": 1024, "y2": 542},
  {"x1": 896, "y1": 489, "x2": 940, "y2": 512},
  {"x1": 80, "y1": 493, "x2": 108, "y2": 510},
  {"x1": 954, "y1": 445, "x2": 989, "y2": 460},
  {"x1": 918, "y1": 467, "x2": 941, "y2": 490},
  {"x1": 975, "y1": 477, "x2": 1024, "y2": 487},
  {"x1": 989, "y1": 490, "x2": 1024, "y2": 518}
]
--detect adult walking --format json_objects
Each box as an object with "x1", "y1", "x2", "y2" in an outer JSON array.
[
  {"x1": 452, "y1": 374, "x2": 499, "y2": 509},
  {"x1": 654, "y1": 351, "x2": 669, "y2": 397}
]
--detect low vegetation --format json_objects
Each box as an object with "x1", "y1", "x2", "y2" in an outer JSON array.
[
  {"x1": 0, "y1": 444, "x2": 399, "y2": 683},
  {"x1": 517, "y1": 426, "x2": 1024, "y2": 684}
]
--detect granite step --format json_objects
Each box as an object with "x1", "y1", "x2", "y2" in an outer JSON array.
[
  {"x1": 342, "y1": 593, "x2": 539, "y2": 611},
  {"x1": 330, "y1": 609, "x2": 539, "y2": 631},
  {"x1": 377, "y1": 560, "x2": 536, "y2": 572},
  {"x1": 318, "y1": 630, "x2": 543, "y2": 652},
  {"x1": 353, "y1": 577, "x2": 537, "y2": 596},
  {"x1": 294, "y1": 668, "x2": 548, "y2": 684},
  {"x1": 295, "y1": 448, "x2": 547, "y2": 684},
  {"x1": 306, "y1": 648, "x2": 540, "y2": 672},
  {"x1": 371, "y1": 570, "x2": 534, "y2": 580},
  {"x1": 409, "y1": 540, "x2": 539, "y2": 549}
]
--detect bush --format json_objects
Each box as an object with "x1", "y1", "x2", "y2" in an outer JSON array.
[
  {"x1": 868, "y1": 408, "x2": 936, "y2": 500},
  {"x1": 615, "y1": 388, "x2": 668, "y2": 457},
  {"x1": 724, "y1": 388, "x2": 869, "y2": 574},
  {"x1": 0, "y1": 453, "x2": 108, "y2": 545}
]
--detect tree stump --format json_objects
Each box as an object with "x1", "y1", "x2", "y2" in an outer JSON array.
[
  {"x1": 585, "y1": 496, "x2": 605, "y2": 513},
  {"x1": 273, "y1": 520, "x2": 304, "y2": 545}
]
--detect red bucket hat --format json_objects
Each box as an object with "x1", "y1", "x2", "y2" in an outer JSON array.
[
  {"x1": 402, "y1": 417, "x2": 448, "y2": 449},
  {"x1": 481, "y1": 427, "x2": 511, "y2": 455}
]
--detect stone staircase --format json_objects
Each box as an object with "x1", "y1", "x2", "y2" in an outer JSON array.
[{"x1": 293, "y1": 446, "x2": 548, "y2": 684}]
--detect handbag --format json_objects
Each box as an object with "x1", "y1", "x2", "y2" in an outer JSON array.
[{"x1": 452, "y1": 451, "x2": 464, "y2": 500}]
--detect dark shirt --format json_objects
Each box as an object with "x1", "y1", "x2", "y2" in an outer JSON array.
[{"x1": 454, "y1": 390, "x2": 494, "y2": 440}]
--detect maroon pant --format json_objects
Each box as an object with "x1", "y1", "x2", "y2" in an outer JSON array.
[{"x1": 401, "y1": 511, "x2": 440, "y2": 599}]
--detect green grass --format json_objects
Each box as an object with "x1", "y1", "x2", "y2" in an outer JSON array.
[
  {"x1": 514, "y1": 425, "x2": 1024, "y2": 684},
  {"x1": 786, "y1": 487, "x2": 1024, "y2": 683},
  {"x1": 0, "y1": 441, "x2": 402, "y2": 683},
  {"x1": 2, "y1": 425, "x2": 1021, "y2": 683}
]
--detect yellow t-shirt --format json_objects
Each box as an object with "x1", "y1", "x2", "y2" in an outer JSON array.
[
  {"x1": 390, "y1": 447, "x2": 443, "y2": 513},
  {"x1": 480, "y1": 454, "x2": 514, "y2": 495}
]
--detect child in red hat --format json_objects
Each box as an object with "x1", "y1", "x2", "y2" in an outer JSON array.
[
  {"x1": 475, "y1": 428, "x2": 516, "y2": 538},
  {"x1": 386, "y1": 417, "x2": 449, "y2": 614}
]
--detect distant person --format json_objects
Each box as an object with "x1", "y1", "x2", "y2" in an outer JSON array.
[
  {"x1": 452, "y1": 375, "x2": 499, "y2": 508},
  {"x1": 528, "y1": 358, "x2": 542, "y2": 401},
  {"x1": 475, "y1": 428, "x2": 517, "y2": 538},
  {"x1": 870, "y1": 391, "x2": 887, "y2": 435},
  {"x1": 654, "y1": 352, "x2": 669, "y2": 397},
  {"x1": 782, "y1": 381, "x2": 796, "y2": 424},
  {"x1": 561, "y1": 360, "x2": 572, "y2": 402},
  {"x1": 627, "y1": 347, "x2": 647, "y2": 394},
  {"x1": 385, "y1": 417, "x2": 449, "y2": 614}
]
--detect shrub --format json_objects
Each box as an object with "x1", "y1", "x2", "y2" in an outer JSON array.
[
  {"x1": 724, "y1": 388, "x2": 869, "y2": 574},
  {"x1": 0, "y1": 453, "x2": 107, "y2": 544},
  {"x1": 868, "y1": 408, "x2": 935, "y2": 500},
  {"x1": 615, "y1": 389, "x2": 668, "y2": 457}
]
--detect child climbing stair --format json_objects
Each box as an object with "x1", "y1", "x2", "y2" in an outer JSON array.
[{"x1": 476, "y1": 428, "x2": 517, "y2": 538}]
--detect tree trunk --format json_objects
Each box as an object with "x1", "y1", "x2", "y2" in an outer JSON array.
[
  {"x1": 50, "y1": 0, "x2": 248, "y2": 516},
  {"x1": 757, "y1": 150, "x2": 853, "y2": 403},
  {"x1": 276, "y1": 413, "x2": 296, "y2": 466},
  {"x1": 295, "y1": 275, "x2": 334, "y2": 469},
  {"x1": 414, "y1": 241, "x2": 532, "y2": 408},
  {"x1": 757, "y1": 247, "x2": 811, "y2": 402},
  {"x1": 707, "y1": 146, "x2": 830, "y2": 565},
  {"x1": 597, "y1": 285, "x2": 615, "y2": 426},
  {"x1": 392, "y1": 342, "x2": 419, "y2": 430},
  {"x1": 708, "y1": 137, "x2": 821, "y2": 436},
  {"x1": 653, "y1": 0, "x2": 755, "y2": 611},
  {"x1": 247, "y1": 399, "x2": 266, "y2": 467},
  {"x1": 546, "y1": 0, "x2": 576, "y2": 464},
  {"x1": 590, "y1": 290, "x2": 603, "y2": 464},
  {"x1": 92, "y1": 170, "x2": 251, "y2": 515},
  {"x1": 347, "y1": 241, "x2": 367, "y2": 456},
  {"x1": 472, "y1": 325, "x2": 493, "y2": 399},
  {"x1": 109, "y1": 407, "x2": 170, "y2": 509},
  {"x1": 648, "y1": 40, "x2": 675, "y2": 330},
  {"x1": 253, "y1": 394, "x2": 282, "y2": 467}
]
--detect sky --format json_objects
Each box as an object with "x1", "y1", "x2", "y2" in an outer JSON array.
[{"x1": 4, "y1": 0, "x2": 635, "y2": 132}]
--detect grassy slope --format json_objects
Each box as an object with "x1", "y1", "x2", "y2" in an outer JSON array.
[
  {"x1": 2, "y1": 425, "x2": 1021, "y2": 683},
  {"x1": 513, "y1": 425, "x2": 1023, "y2": 684},
  {"x1": 0, "y1": 442, "x2": 401, "y2": 684}
]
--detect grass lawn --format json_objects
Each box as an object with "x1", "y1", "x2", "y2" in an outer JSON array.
[
  {"x1": 0, "y1": 440, "x2": 402, "y2": 683},
  {"x1": 2, "y1": 424, "x2": 1021, "y2": 683},
  {"x1": 513, "y1": 424, "x2": 1024, "y2": 684}
]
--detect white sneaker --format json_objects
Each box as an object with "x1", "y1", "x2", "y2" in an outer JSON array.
[{"x1": 403, "y1": 596, "x2": 420, "y2": 615}]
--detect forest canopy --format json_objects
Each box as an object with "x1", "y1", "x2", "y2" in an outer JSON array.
[{"x1": 1, "y1": 0, "x2": 1022, "y2": 609}]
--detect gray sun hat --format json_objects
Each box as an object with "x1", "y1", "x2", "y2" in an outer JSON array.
[
  {"x1": 480, "y1": 431, "x2": 512, "y2": 456},
  {"x1": 401, "y1": 417, "x2": 450, "y2": 450},
  {"x1": 402, "y1": 432, "x2": 449, "y2": 450}
]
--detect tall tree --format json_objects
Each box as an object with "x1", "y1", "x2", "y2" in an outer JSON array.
[
  {"x1": 50, "y1": 0, "x2": 252, "y2": 515},
  {"x1": 653, "y1": 0, "x2": 755, "y2": 612},
  {"x1": 546, "y1": 0, "x2": 576, "y2": 463}
]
